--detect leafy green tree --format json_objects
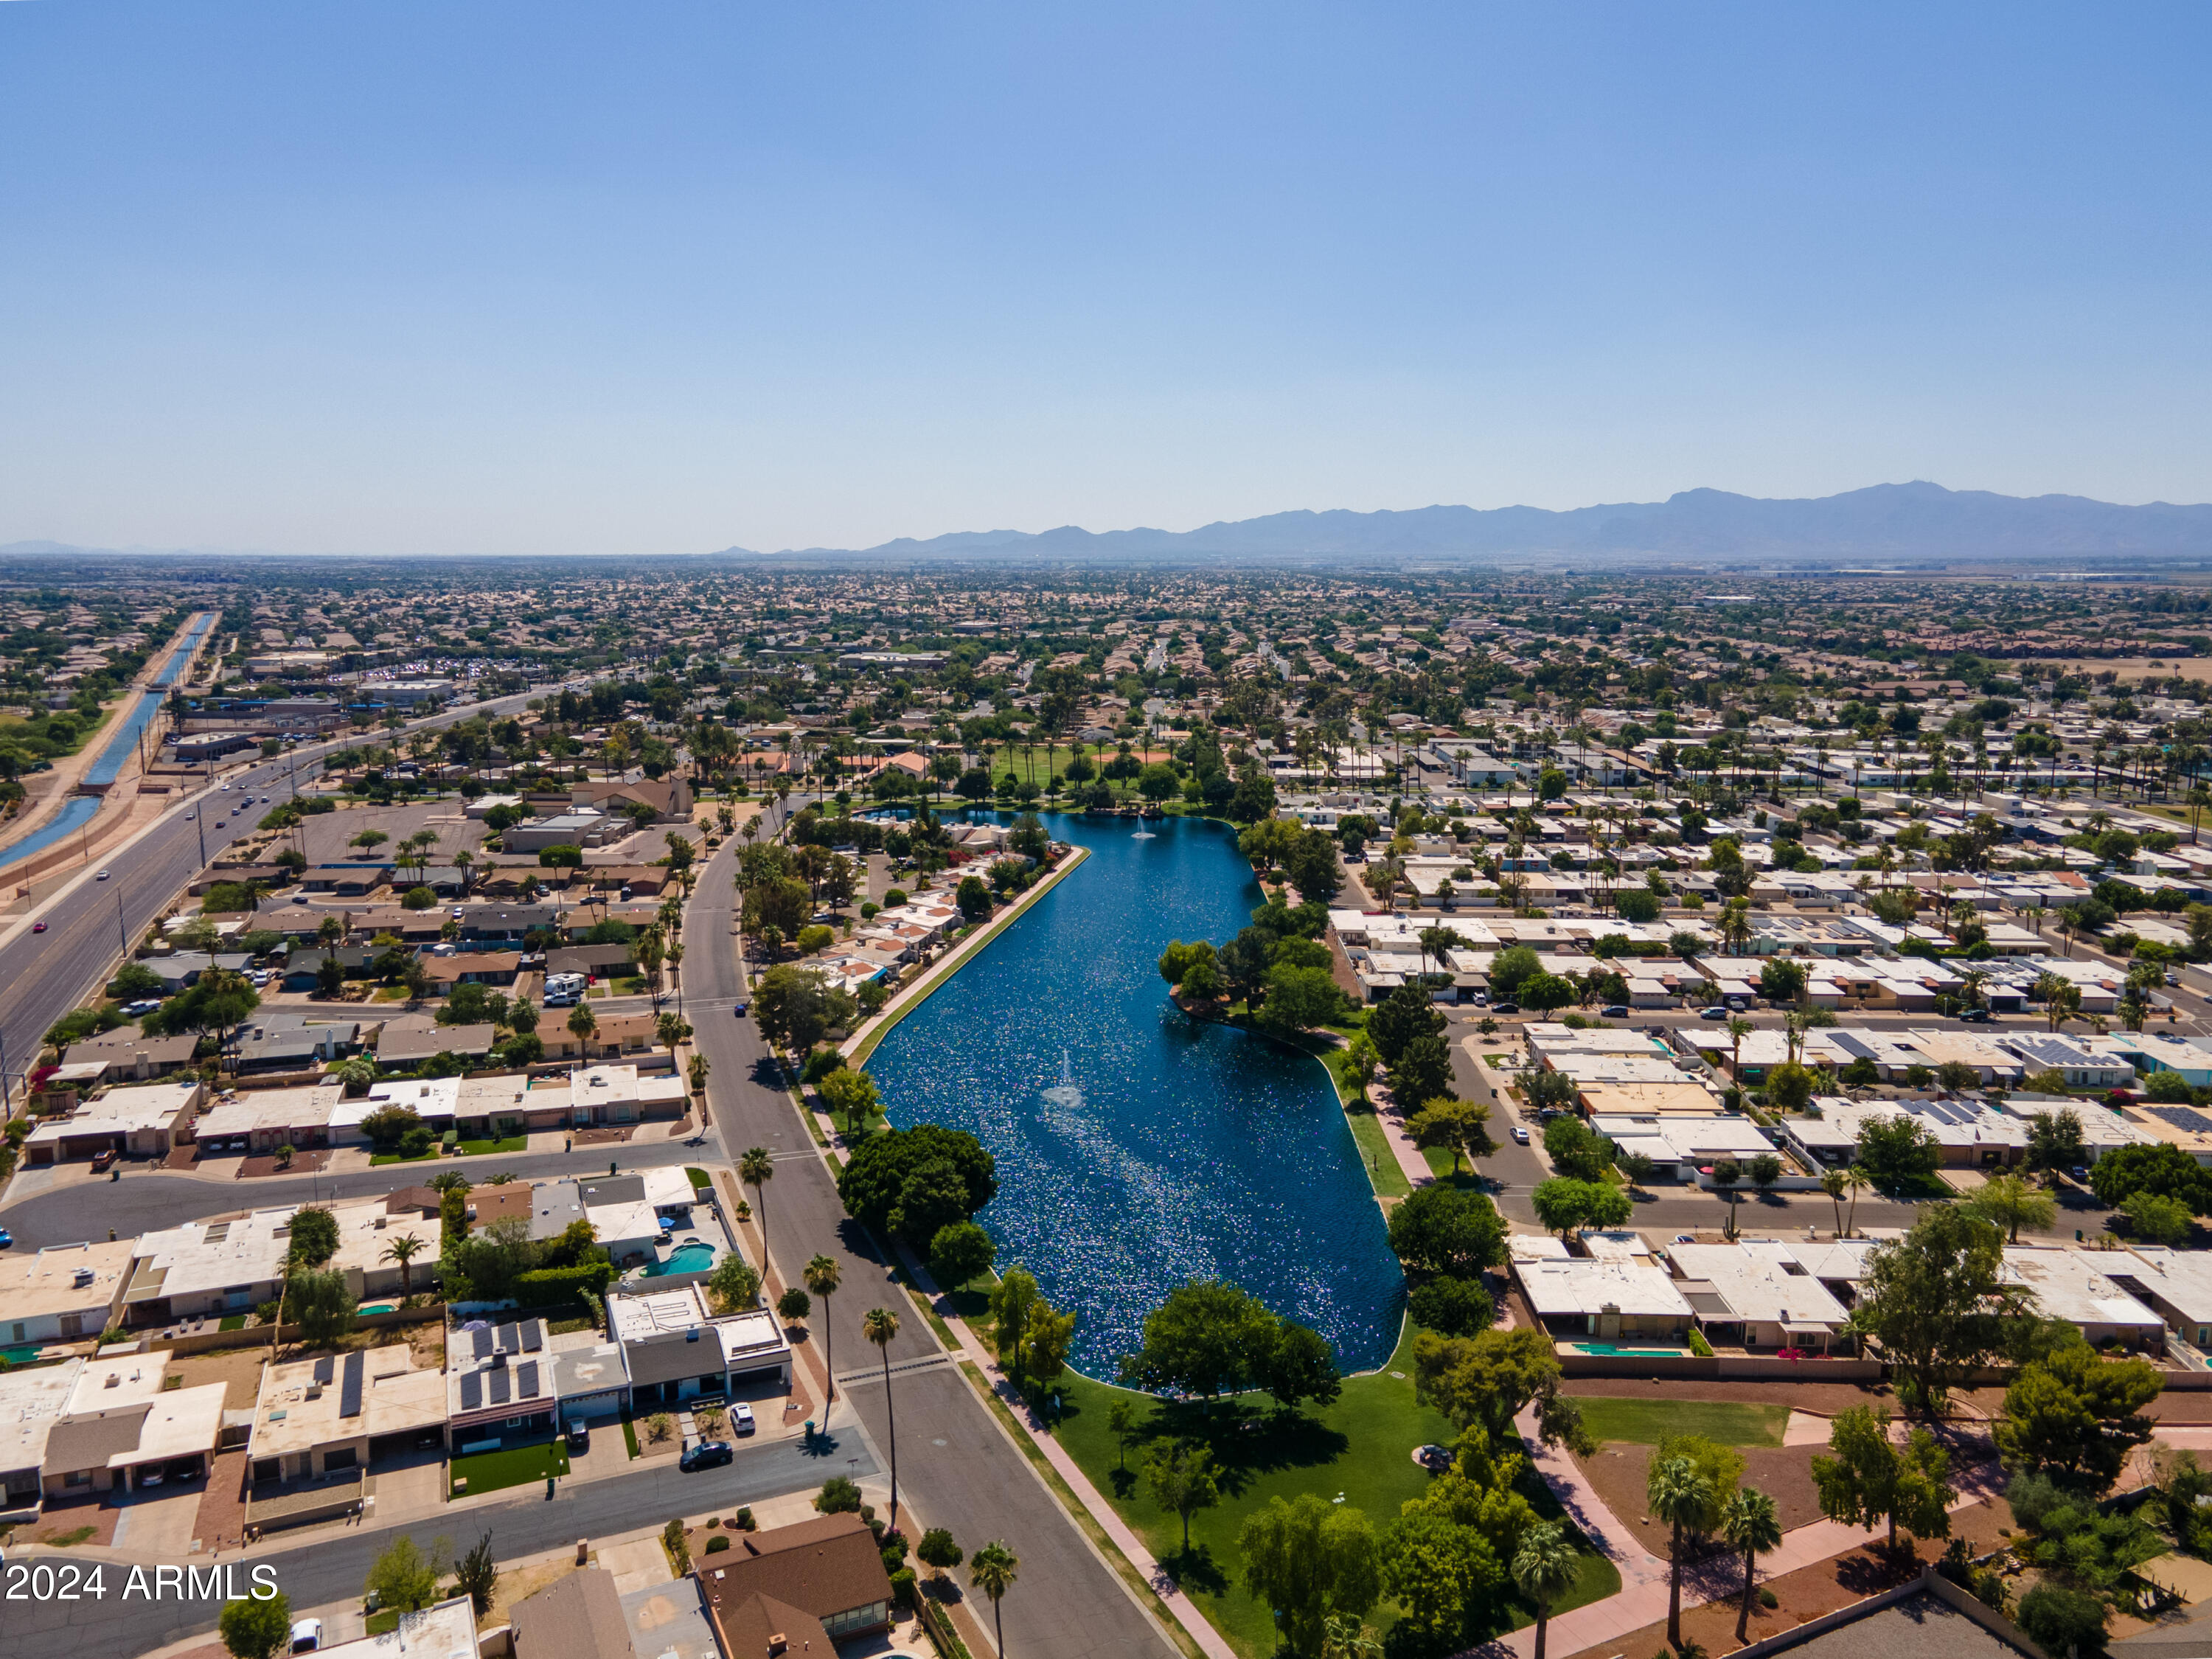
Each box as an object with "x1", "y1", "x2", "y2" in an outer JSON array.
[
  {"x1": 928, "y1": 1220, "x2": 996, "y2": 1289},
  {"x1": 1407, "y1": 1276, "x2": 1495, "y2": 1337},
  {"x1": 1257, "y1": 964, "x2": 1346, "y2": 1036},
  {"x1": 1389, "y1": 1032, "x2": 1454, "y2": 1117},
  {"x1": 1529, "y1": 1178, "x2": 1632, "y2": 1242},
  {"x1": 1514, "y1": 972, "x2": 1577, "y2": 1012},
  {"x1": 818, "y1": 1066, "x2": 879, "y2": 1133},
  {"x1": 2024, "y1": 1110, "x2": 2089, "y2": 1182},
  {"x1": 836, "y1": 1123, "x2": 996, "y2": 1242},
  {"x1": 754, "y1": 964, "x2": 859, "y2": 1054},
  {"x1": 1237, "y1": 1493, "x2": 1381, "y2": 1658},
  {"x1": 1969, "y1": 1173, "x2": 2057, "y2": 1243},
  {"x1": 1810, "y1": 1405, "x2": 1954, "y2": 1548},
  {"x1": 1367, "y1": 981, "x2": 1444, "y2": 1065},
  {"x1": 1157, "y1": 939, "x2": 1217, "y2": 986},
  {"x1": 1385, "y1": 1185, "x2": 1506, "y2": 1279},
  {"x1": 2090, "y1": 1141, "x2": 2212, "y2": 1212},
  {"x1": 1757, "y1": 956, "x2": 1807, "y2": 1004},
  {"x1": 1994, "y1": 1344, "x2": 2163, "y2": 1492},
  {"x1": 453, "y1": 1531, "x2": 497, "y2": 1615},
  {"x1": 364, "y1": 1533, "x2": 442, "y2": 1614},
  {"x1": 707, "y1": 1253, "x2": 762, "y2": 1312},
  {"x1": 1118, "y1": 1278, "x2": 1279, "y2": 1399},
  {"x1": 1653, "y1": 1432, "x2": 1745, "y2": 1539},
  {"x1": 1256, "y1": 1321, "x2": 1342, "y2": 1413},
  {"x1": 1854, "y1": 1207, "x2": 2031, "y2": 1411},
  {"x1": 287, "y1": 1206, "x2": 340, "y2": 1267},
  {"x1": 1407, "y1": 1096, "x2": 1496, "y2": 1173},
  {"x1": 917, "y1": 1527, "x2": 964, "y2": 1581},
  {"x1": 1854, "y1": 1113, "x2": 1942, "y2": 1187},
  {"x1": 1143, "y1": 1439, "x2": 1220, "y2": 1554},
  {"x1": 1411, "y1": 1327, "x2": 1591, "y2": 1452},
  {"x1": 1380, "y1": 1511, "x2": 1499, "y2": 1644},
  {"x1": 1766, "y1": 1061, "x2": 1815, "y2": 1113},
  {"x1": 2124, "y1": 1191, "x2": 2195, "y2": 1245},
  {"x1": 288, "y1": 1268, "x2": 355, "y2": 1346},
  {"x1": 1542, "y1": 1116, "x2": 1612, "y2": 1180},
  {"x1": 218, "y1": 1590, "x2": 293, "y2": 1659}
]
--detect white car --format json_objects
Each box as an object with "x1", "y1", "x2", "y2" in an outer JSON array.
[
  {"x1": 733, "y1": 1402, "x2": 756, "y2": 1435},
  {"x1": 1511, "y1": 1125, "x2": 1531, "y2": 1144},
  {"x1": 290, "y1": 1616, "x2": 324, "y2": 1653}
]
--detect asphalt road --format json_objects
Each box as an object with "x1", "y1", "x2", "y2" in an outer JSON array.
[
  {"x1": 3, "y1": 1425, "x2": 878, "y2": 1659},
  {"x1": 684, "y1": 811, "x2": 1180, "y2": 1659},
  {"x1": 0, "y1": 674, "x2": 564, "y2": 1113}
]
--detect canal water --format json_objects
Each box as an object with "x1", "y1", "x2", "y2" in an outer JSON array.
[{"x1": 866, "y1": 812, "x2": 1404, "y2": 1380}]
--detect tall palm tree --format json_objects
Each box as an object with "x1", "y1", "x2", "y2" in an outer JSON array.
[
  {"x1": 1722, "y1": 1486, "x2": 1783, "y2": 1644},
  {"x1": 1726, "y1": 1017, "x2": 1753, "y2": 1085},
  {"x1": 1512, "y1": 1521, "x2": 1582, "y2": 1659},
  {"x1": 1843, "y1": 1165, "x2": 1868, "y2": 1238},
  {"x1": 1647, "y1": 1454, "x2": 1711, "y2": 1651},
  {"x1": 969, "y1": 1542, "x2": 1018, "y2": 1659},
  {"x1": 804, "y1": 1253, "x2": 841, "y2": 1427},
  {"x1": 381, "y1": 1233, "x2": 425, "y2": 1297},
  {"x1": 740, "y1": 1147, "x2": 773, "y2": 1272},
  {"x1": 863, "y1": 1307, "x2": 902, "y2": 1526},
  {"x1": 1820, "y1": 1169, "x2": 1848, "y2": 1237}
]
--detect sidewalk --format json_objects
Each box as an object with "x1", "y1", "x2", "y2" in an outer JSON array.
[
  {"x1": 1367, "y1": 1077, "x2": 1441, "y2": 1191},
  {"x1": 1489, "y1": 1409, "x2": 2012, "y2": 1659}
]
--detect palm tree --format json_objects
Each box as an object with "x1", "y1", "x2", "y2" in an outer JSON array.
[
  {"x1": 1820, "y1": 1169, "x2": 1848, "y2": 1237},
  {"x1": 1722, "y1": 1486, "x2": 1782, "y2": 1644},
  {"x1": 1647, "y1": 1454, "x2": 1711, "y2": 1651},
  {"x1": 740, "y1": 1147, "x2": 773, "y2": 1273},
  {"x1": 1512, "y1": 1521, "x2": 1582, "y2": 1659},
  {"x1": 1726, "y1": 1016, "x2": 1753, "y2": 1084},
  {"x1": 804, "y1": 1253, "x2": 841, "y2": 1427},
  {"x1": 969, "y1": 1542, "x2": 1018, "y2": 1659},
  {"x1": 863, "y1": 1307, "x2": 902, "y2": 1526},
  {"x1": 382, "y1": 1233, "x2": 425, "y2": 1297},
  {"x1": 1843, "y1": 1164, "x2": 1868, "y2": 1238}
]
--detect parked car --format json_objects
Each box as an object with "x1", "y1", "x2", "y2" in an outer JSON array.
[
  {"x1": 566, "y1": 1422, "x2": 590, "y2": 1455},
  {"x1": 290, "y1": 1617, "x2": 324, "y2": 1653},
  {"x1": 732, "y1": 1402, "x2": 756, "y2": 1435},
  {"x1": 1699, "y1": 1006, "x2": 1729, "y2": 1020},
  {"x1": 1490, "y1": 1001, "x2": 1520, "y2": 1015},
  {"x1": 680, "y1": 1440, "x2": 734, "y2": 1472},
  {"x1": 125, "y1": 999, "x2": 161, "y2": 1015},
  {"x1": 0, "y1": 1228, "x2": 13, "y2": 1248},
  {"x1": 1599, "y1": 1004, "x2": 1629, "y2": 1019},
  {"x1": 1724, "y1": 996, "x2": 1747, "y2": 1012},
  {"x1": 90, "y1": 1150, "x2": 118, "y2": 1172}
]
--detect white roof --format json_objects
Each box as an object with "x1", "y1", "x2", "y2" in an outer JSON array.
[
  {"x1": 22, "y1": 1081, "x2": 200, "y2": 1144},
  {"x1": 2115, "y1": 1246, "x2": 2212, "y2": 1324},
  {"x1": 1516, "y1": 1255, "x2": 1694, "y2": 1320},
  {"x1": 1665, "y1": 1240, "x2": 1851, "y2": 1330},
  {"x1": 305, "y1": 1597, "x2": 477, "y2": 1659},
  {"x1": 0, "y1": 1358, "x2": 86, "y2": 1476},
  {"x1": 2001, "y1": 1246, "x2": 2164, "y2": 1332}
]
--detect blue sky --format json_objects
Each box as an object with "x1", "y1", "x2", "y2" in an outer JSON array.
[{"x1": 1, "y1": 1, "x2": 2206, "y2": 555}]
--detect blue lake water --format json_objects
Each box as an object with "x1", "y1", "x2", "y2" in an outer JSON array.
[
  {"x1": 0, "y1": 615, "x2": 215, "y2": 870},
  {"x1": 866, "y1": 813, "x2": 1405, "y2": 1381}
]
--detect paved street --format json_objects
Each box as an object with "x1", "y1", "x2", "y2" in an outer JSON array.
[{"x1": 3, "y1": 1426, "x2": 878, "y2": 1659}]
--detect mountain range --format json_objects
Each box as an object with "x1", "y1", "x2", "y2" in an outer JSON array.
[{"x1": 733, "y1": 481, "x2": 2212, "y2": 564}]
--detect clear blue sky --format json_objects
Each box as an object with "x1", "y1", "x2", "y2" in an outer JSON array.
[{"x1": 2, "y1": 1, "x2": 2206, "y2": 555}]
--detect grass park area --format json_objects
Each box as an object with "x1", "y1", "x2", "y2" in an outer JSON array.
[
  {"x1": 448, "y1": 1439, "x2": 570, "y2": 1498},
  {"x1": 1573, "y1": 1395, "x2": 1790, "y2": 1447},
  {"x1": 1046, "y1": 1324, "x2": 1620, "y2": 1657},
  {"x1": 456, "y1": 1135, "x2": 527, "y2": 1156}
]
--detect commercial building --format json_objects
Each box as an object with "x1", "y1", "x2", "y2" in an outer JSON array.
[{"x1": 501, "y1": 810, "x2": 621, "y2": 852}]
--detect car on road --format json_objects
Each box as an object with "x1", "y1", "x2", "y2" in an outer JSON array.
[
  {"x1": 1699, "y1": 1005, "x2": 1729, "y2": 1020},
  {"x1": 290, "y1": 1617, "x2": 324, "y2": 1653},
  {"x1": 733, "y1": 1402, "x2": 756, "y2": 1435},
  {"x1": 679, "y1": 1440, "x2": 734, "y2": 1472},
  {"x1": 31, "y1": 921, "x2": 44, "y2": 933},
  {"x1": 97, "y1": 870, "x2": 110, "y2": 880},
  {"x1": 733, "y1": 1000, "x2": 749, "y2": 1016},
  {"x1": 0, "y1": 1228, "x2": 13, "y2": 1248},
  {"x1": 1600, "y1": 1004, "x2": 1629, "y2": 1019},
  {"x1": 1957, "y1": 1007, "x2": 1992, "y2": 1022},
  {"x1": 1510, "y1": 1125, "x2": 1530, "y2": 1144},
  {"x1": 184, "y1": 810, "x2": 195, "y2": 819},
  {"x1": 1489, "y1": 1001, "x2": 1520, "y2": 1015}
]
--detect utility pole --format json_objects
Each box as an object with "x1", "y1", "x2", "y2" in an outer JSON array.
[{"x1": 116, "y1": 887, "x2": 128, "y2": 953}]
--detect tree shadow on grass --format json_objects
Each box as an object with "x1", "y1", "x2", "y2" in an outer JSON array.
[
  {"x1": 1163, "y1": 1542, "x2": 1230, "y2": 1598},
  {"x1": 1136, "y1": 1403, "x2": 1352, "y2": 1500}
]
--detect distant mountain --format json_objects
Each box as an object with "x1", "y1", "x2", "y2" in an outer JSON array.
[{"x1": 723, "y1": 481, "x2": 2212, "y2": 563}]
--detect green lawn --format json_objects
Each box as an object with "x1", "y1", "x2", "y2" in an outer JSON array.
[
  {"x1": 1573, "y1": 1396, "x2": 1789, "y2": 1447},
  {"x1": 448, "y1": 1439, "x2": 570, "y2": 1498},
  {"x1": 455, "y1": 1135, "x2": 527, "y2": 1156},
  {"x1": 685, "y1": 1166, "x2": 713, "y2": 1189},
  {"x1": 621, "y1": 1409, "x2": 641, "y2": 1458},
  {"x1": 1343, "y1": 1107, "x2": 1411, "y2": 1198},
  {"x1": 365, "y1": 1611, "x2": 400, "y2": 1635},
  {"x1": 1048, "y1": 1323, "x2": 1618, "y2": 1656},
  {"x1": 368, "y1": 1147, "x2": 439, "y2": 1166},
  {"x1": 218, "y1": 1314, "x2": 247, "y2": 1332}
]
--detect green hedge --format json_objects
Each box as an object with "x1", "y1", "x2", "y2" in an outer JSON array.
[{"x1": 514, "y1": 1261, "x2": 616, "y2": 1307}]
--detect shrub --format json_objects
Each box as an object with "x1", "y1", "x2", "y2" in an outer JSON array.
[
  {"x1": 703, "y1": 1534, "x2": 731, "y2": 1554},
  {"x1": 1407, "y1": 1275, "x2": 1496, "y2": 1337},
  {"x1": 815, "y1": 1475, "x2": 863, "y2": 1514},
  {"x1": 1688, "y1": 1328, "x2": 1715, "y2": 1357},
  {"x1": 888, "y1": 1567, "x2": 917, "y2": 1608}
]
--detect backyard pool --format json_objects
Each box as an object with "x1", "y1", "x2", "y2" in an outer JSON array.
[
  {"x1": 646, "y1": 1240, "x2": 717, "y2": 1276},
  {"x1": 866, "y1": 812, "x2": 1404, "y2": 1379}
]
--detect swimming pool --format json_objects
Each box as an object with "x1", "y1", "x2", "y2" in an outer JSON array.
[
  {"x1": 645, "y1": 1240, "x2": 717, "y2": 1276},
  {"x1": 1568, "y1": 1341, "x2": 1687, "y2": 1357}
]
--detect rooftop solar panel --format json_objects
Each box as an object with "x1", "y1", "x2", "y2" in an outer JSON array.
[
  {"x1": 339, "y1": 1351, "x2": 365, "y2": 1419},
  {"x1": 489, "y1": 1369, "x2": 512, "y2": 1406},
  {"x1": 460, "y1": 1373, "x2": 482, "y2": 1411},
  {"x1": 2148, "y1": 1106, "x2": 2212, "y2": 1133},
  {"x1": 517, "y1": 1360, "x2": 540, "y2": 1399},
  {"x1": 495, "y1": 1321, "x2": 519, "y2": 1353},
  {"x1": 472, "y1": 1326, "x2": 494, "y2": 1359},
  {"x1": 521, "y1": 1321, "x2": 543, "y2": 1353},
  {"x1": 312, "y1": 1354, "x2": 335, "y2": 1384}
]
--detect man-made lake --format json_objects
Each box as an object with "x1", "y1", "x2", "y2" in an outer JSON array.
[{"x1": 866, "y1": 813, "x2": 1404, "y2": 1380}]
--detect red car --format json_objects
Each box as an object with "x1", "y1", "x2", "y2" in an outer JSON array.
[{"x1": 31, "y1": 921, "x2": 45, "y2": 933}]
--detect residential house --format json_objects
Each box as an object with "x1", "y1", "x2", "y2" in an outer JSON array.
[
  {"x1": 247, "y1": 1347, "x2": 448, "y2": 1484},
  {"x1": 0, "y1": 1242, "x2": 133, "y2": 1349},
  {"x1": 697, "y1": 1513, "x2": 895, "y2": 1652}
]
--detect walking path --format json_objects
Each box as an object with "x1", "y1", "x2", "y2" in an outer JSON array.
[
  {"x1": 1366, "y1": 1077, "x2": 1441, "y2": 1191},
  {"x1": 1490, "y1": 1410, "x2": 2011, "y2": 1659}
]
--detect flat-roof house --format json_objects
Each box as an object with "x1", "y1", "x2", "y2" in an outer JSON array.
[
  {"x1": 1512, "y1": 1252, "x2": 1695, "y2": 1343},
  {"x1": 41, "y1": 1354, "x2": 226, "y2": 1495},
  {"x1": 2001, "y1": 1246, "x2": 2164, "y2": 1349},
  {"x1": 20, "y1": 1079, "x2": 204, "y2": 1165},
  {"x1": 1664, "y1": 1240, "x2": 1852, "y2": 1352},
  {"x1": 610, "y1": 1284, "x2": 792, "y2": 1408},
  {"x1": 0, "y1": 1359, "x2": 85, "y2": 1511},
  {"x1": 0, "y1": 1241, "x2": 133, "y2": 1349},
  {"x1": 191, "y1": 1083, "x2": 344, "y2": 1152},
  {"x1": 296, "y1": 1598, "x2": 478, "y2": 1659},
  {"x1": 248, "y1": 1347, "x2": 448, "y2": 1485},
  {"x1": 58, "y1": 1029, "x2": 201, "y2": 1082},
  {"x1": 2109, "y1": 1247, "x2": 2212, "y2": 1352},
  {"x1": 698, "y1": 1513, "x2": 896, "y2": 1652},
  {"x1": 446, "y1": 1319, "x2": 557, "y2": 1453}
]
